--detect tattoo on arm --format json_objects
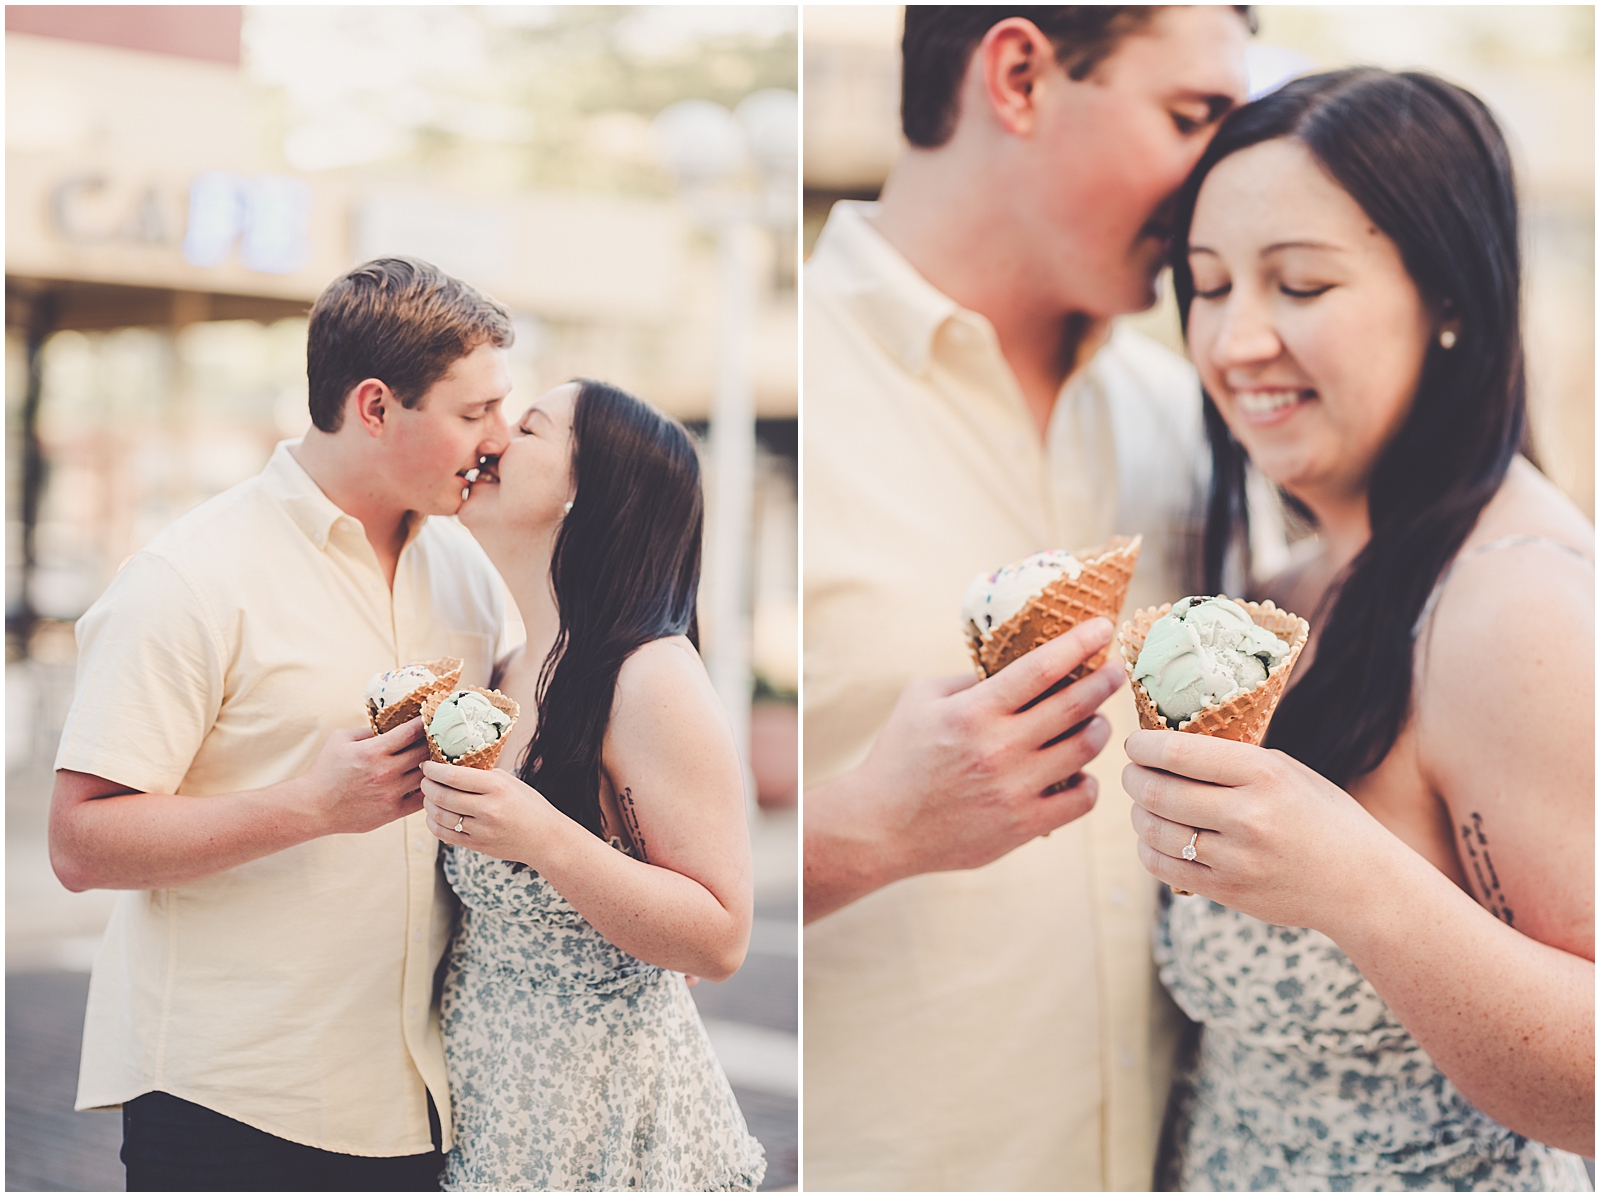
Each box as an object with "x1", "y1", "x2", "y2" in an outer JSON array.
[
  {"x1": 617, "y1": 786, "x2": 648, "y2": 863},
  {"x1": 1459, "y1": 811, "x2": 1513, "y2": 926}
]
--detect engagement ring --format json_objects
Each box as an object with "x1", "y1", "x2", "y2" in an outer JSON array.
[
  {"x1": 1182, "y1": 829, "x2": 1199, "y2": 861},
  {"x1": 454, "y1": 816, "x2": 465, "y2": 834}
]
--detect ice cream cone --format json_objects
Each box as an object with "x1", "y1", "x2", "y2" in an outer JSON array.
[
  {"x1": 1116, "y1": 598, "x2": 1309, "y2": 745},
  {"x1": 421, "y1": 686, "x2": 521, "y2": 770},
  {"x1": 367, "y1": 657, "x2": 463, "y2": 735},
  {"x1": 968, "y1": 535, "x2": 1142, "y2": 682}
]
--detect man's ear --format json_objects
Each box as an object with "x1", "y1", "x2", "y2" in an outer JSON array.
[
  {"x1": 348, "y1": 378, "x2": 390, "y2": 439},
  {"x1": 977, "y1": 18, "x2": 1054, "y2": 137}
]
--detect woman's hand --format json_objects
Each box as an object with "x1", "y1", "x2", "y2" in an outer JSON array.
[
  {"x1": 420, "y1": 760, "x2": 565, "y2": 869},
  {"x1": 1122, "y1": 729, "x2": 1400, "y2": 932}
]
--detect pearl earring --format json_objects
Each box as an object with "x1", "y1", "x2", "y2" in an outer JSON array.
[
  {"x1": 1439, "y1": 329, "x2": 1457, "y2": 350},
  {"x1": 563, "y1": 499, "x2": 574, "y2": 515}
]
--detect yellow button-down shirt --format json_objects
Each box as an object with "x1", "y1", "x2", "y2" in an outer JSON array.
[
  {"x1": 56, "y1": 441, "x2": 510, "y2": 1157},
  {"x1": 804, "y1": 201, "x2": 1208, "y2": 1191}
]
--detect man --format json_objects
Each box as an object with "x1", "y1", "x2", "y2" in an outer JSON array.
[
  {"x1": 804, "y1": 7, "x2": 1252, "y2": 1189},
  {"x1": 48, "y1": 258, "x2": 515, "y2": 1190}
]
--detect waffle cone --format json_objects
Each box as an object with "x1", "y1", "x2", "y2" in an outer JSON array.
[
  {"x1": 1116, "y1": 598, "x2": 1309, "y2": 746},
  {"x1": 366, "y1": 657, "x2": 463, "y2": 735},
  {"x1": 968, "y1": 535, "x2": 1142, "y2": 682},
  {"x1": 421, "y1": 686, "x2": 521, "y2": 770}
]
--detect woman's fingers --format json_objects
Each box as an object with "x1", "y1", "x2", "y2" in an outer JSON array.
[
  {"x1": 1124, "y1": 728, "x2": 1262, "y2": 787},
  {"x1": 420, "y1": 759, "x2": 501, "y2": 791},
  {"x1": 1129, "y1": 801, "x2": 1220, "y2": 863},
  {"x1": 1135, "y1": 838, "x2": 1210, "y2": 893},
  {"x1": 1121, "y1": 759, "x2": 1232, "y2": 828}
]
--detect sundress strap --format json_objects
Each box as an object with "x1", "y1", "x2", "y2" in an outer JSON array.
[{"x1": 1411, "y1": 535, "x2": 1592, "y2": 640}]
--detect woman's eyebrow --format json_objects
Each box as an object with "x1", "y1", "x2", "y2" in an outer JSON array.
[{"x1": 1262, "y1": 239, "x2": 1347, "y2": 255}]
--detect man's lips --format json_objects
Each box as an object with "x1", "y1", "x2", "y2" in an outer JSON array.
[{"x1": 460, "y1": 455, "x2": 501, "y2": 486}]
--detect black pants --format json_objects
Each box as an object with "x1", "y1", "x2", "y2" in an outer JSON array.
[{"x1": 122, "y1": 1091, "x2": 445, "y2": 1192}]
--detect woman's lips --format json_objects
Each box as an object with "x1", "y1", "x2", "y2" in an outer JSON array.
[{"x1": 1232, "y1": 387, "x2": 1315, "y2": 425}]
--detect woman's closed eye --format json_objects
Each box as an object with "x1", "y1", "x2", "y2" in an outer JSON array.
[{"x1": 1280, "y1": 283, "x2": 1334, "y2": 299}]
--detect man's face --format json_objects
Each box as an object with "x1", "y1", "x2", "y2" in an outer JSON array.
[
  {"x1": 1017, "y1": 7, "x2": 1250, "y2": 317},
  {"x1": 384, "y1": 341, "x2": 512, "y2": 517}
]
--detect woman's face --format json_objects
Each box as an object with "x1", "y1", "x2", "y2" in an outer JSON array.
[
  {"x1": 459, "y1": 381, "x2": 577, "y2": 533},
  {"x1": 1185, "y1": 137, "x2": 1437, "y2": 506}
]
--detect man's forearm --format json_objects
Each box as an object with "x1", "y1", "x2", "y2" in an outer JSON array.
[
  {"x1": 803, "y1": 771, "x2": 903, "y2": 924},
  {"x1": 49, "y1": 774, "x2": 323, "y2": 892}
]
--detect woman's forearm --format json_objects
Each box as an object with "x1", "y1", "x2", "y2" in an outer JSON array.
[
  {"x1": 529, "y1": 818, "x2": 751, "y2": 981},
  {"x1": 1331, "y1": 844, "x2": 1594, "y2": 1155}
]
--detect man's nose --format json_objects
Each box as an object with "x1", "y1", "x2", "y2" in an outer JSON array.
[{"x1": 479, "y1": 408, "x2": 511, "y2": 456}]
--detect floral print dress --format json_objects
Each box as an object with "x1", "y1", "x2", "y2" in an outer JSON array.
[
  {"x1": 440, "y1": 843, "x2": 766, "y2": 1192},
  {"x1": 1156, "y1": 894, "x2": 1591, "y2": 1192}
]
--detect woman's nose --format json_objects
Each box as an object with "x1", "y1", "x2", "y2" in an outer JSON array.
[{"x1": 1210, "y1": 290, "x2": 1283, "y2": 369}]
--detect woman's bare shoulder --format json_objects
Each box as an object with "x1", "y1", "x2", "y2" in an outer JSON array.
[
  {"x1": 1419, "y1": 461, "x2": 1593, "y2": 716},
  {"x1": 609, "y1": 637, "x2": 726, "y2": 745}
]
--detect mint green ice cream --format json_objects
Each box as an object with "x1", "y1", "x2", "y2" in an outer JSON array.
[
  {"x1": 429, "y1": 690, "x2": 510, "y2": 760},
  {"x1": 1133, "y1": 596, "x2": 1290, "y2": 725}
]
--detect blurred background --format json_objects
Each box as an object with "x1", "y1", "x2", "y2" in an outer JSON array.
[
  {"x1": 804, "y1": 5, "x2": 1595, "y2": 523},
  {"x1": 6, "y1": 5, "x2": 796, "y2": 1190}
]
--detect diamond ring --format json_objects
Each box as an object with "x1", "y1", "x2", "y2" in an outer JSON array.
[
  {"x1": 1181, "y1": 829, "x2": 1199, "y2": 861},
  {"x1": 454, "y1": 816, "x2": 465, "y2": 834}
]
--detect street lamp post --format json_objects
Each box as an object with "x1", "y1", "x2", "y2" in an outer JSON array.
[{"x1": 653, "y1": 91, "x2": 796, "y2": 811}]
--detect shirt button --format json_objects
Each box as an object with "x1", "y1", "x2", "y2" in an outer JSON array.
[
  {"x1": 1110, "y1": 886, "x2": 1128, "y2": 908},
  {"x1": 413, "y1": 929, "x2": 423, "y2": 942},
  {"x1": 1119, "y1": 1049, "x2": 1136, "y2": 1071},
  {"x1": 415, "y1": 839, "x2": 428, "y2": 852},
  {"x1": 409, "y1": 1007, "x2": 419, "y2": 1020}
]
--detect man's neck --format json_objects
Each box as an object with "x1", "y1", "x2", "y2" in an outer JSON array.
[
  {"x1": 289, "y1": 434, "x2": 411, "y2": 589},
  {"x1": 871, "y1": 152, "x2": 1106, "y2": 440}
]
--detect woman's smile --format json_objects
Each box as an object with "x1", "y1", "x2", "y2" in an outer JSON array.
[{"x1": 1229, "y1": 385, "x2": 1316, "y2": 425}]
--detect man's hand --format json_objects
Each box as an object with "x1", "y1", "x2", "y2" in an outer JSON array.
[
  {"x1": 804, "y1": 617, "x2": 1124, "y2": 922},
  {"x1": 297, "y1": 718, "x2": 431, "y2": 836},
  {"x1": 50, "y1": 718, "x2": 432, "y2": 892}
]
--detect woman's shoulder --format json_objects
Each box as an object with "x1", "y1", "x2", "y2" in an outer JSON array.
[
  {"x1": 1420, "y1": 459, "x2": 1593, "y2": 698},
  {"x1": 604, "y1": 637, "x2": 737, "y2": 773},
  {"x1": 611, "y1": 638, "x2": 722, "y2": 732}
]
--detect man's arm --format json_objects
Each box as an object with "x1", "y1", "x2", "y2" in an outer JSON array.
[
  {"x1": 49, "y1": 718, "x2": 432, "y2": 892},
  {"x1": 804, "y1": 619, "x2": 1123, "y2": 922}
]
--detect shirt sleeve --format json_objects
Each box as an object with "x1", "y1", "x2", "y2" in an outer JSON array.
[{"x1": 54, "y1": 551, "x2": 226, "y2": 796}]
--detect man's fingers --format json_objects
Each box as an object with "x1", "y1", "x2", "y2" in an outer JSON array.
[
  {"x1": 1032, "y1": 714, "x2": 1112, "y2": 787},
  {"x1": 1124, "y1": 728, "x2": 1258, "y2": 787},
  {"x1": 984, "y1": 618, "x2": 1115, "y2": 711},
  {"x1": 1021, "y1": 658, "x2": 1125, "y2": 743},
  {"x1": 1029, "y1": 771, "x2": 1099, "y2": 834},
  {"x1": 376, "y1": 716, "x2": 426, "y2": 753}
]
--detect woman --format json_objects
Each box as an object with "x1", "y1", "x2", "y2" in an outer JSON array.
[
  {"x1": 418, "y1": 379, "x2": 766, "y2": 1191},
  {"x1": 1122, "y1": 69, "x2": 1593, "y2": 1190}
]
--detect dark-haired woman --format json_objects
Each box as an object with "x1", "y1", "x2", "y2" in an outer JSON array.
[
  {"x1": 1121, "y1": 69, "x2": 1593, "y2": 1190},
  {"x1": 418, "y1": 380, "x2": 765, "y2": 1191}
]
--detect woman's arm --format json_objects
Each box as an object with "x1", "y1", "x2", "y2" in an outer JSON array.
[{"x1": 420, "y1": 638, "x2": 753, "y2": 981}]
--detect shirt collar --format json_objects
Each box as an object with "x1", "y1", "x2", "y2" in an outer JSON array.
[
  {"x1": 809, "y1": 200, "x2": 976, "y2": 377},
  {"x1": 259, "y1": 440, "x2": 429, "y2": 553}
]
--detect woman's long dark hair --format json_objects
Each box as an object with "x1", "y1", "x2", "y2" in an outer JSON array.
[
  {"x1": 517, "y1": 379, "x2": 704, "y2": 839},
  {"x1": 1171, "y1": 68, "x2": 1527, "y2": 787}
]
